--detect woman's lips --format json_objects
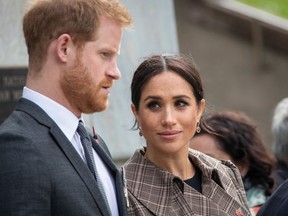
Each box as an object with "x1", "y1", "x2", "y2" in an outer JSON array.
[{"x1": 158, "y1": 130, "x2": 181, "y2": 139}]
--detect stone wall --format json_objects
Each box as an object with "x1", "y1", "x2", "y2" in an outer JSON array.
[{"x1": 174, "y1": 0, "x2": 288, "y2": 148}]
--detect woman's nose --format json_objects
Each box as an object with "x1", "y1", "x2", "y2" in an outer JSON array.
[{"x1": 161, "y1": 107, "x2": 176, "y2": 126}]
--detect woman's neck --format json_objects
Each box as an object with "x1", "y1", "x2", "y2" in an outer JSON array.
[{"x1": 144, "y1": 148, "x2": 195, "y2": 180}]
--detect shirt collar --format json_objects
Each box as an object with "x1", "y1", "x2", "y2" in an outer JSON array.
[{"x1": 22, "y1": 87, "x2": 79, "y2": 142}]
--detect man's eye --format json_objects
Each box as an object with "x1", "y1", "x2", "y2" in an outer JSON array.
[{"x1": 102, "y1": 52, "x2": 111, "y2": 58}]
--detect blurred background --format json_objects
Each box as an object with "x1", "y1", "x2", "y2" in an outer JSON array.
[{"x1": 0, "y1": 0, "x2": 287, "y2": 166}]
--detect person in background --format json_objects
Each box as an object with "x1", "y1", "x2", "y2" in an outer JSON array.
[
  {"x1": 256, "y1": 178, "x2": 288, "y2": 216},
  {"x1": 190, "y1": 111, "x2": 275, "y2": 215},
  {"x1": 122, "y1": 54, "x2": 251, "y2": 216},
  {"x1": 270, "y1": 97, "x2": 288, "y2": 190},
  {"x1": 0, "y1": 0, "x2": 132, "y2": 215}
]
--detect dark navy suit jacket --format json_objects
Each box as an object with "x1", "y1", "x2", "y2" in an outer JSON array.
[
  {"x1": 0, "y1": 98, "x2": 127, "y2": 216},
  {"x1": 257, "y1": 179, "x2": 288, "y2": 216}
]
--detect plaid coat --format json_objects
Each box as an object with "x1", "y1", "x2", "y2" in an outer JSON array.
[{"x1": 122, "y1": 148, "x2": 251, "y2": 216}]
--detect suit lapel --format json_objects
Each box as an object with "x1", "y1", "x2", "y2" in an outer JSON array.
[
  {"x1": 91, "y1": 138, "x2": 127, "y2": 216},
  {"x1": 91, "y1": 139, "x2": 117, "y2": 173},
  {"x1": 16, "y1": 98, "x2": 111, "y2": 216},
  {"x1": 50, "y1": 127, "x2": 112, "y2": 216}
]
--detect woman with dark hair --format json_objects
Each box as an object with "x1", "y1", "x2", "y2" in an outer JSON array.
[
  {"x1": 190, "y1": 111, "x2": 275, "y2": 215},
  {"x1": 122, "y1": 54, "x2": 251, "y2": 216}
]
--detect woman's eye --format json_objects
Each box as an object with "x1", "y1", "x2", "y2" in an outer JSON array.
[
  {"x1": 175, "y1": 100, "x2": 188, "y2": 107},
  {"x1": 147, "y1": 101, "x2": 160, "y2": 110}
]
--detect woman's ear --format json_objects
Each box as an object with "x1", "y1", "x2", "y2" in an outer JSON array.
[
  {"x1": 131, "y1": 104, "x2": 137, "y2": 117},
  {"x1": 197, "y1": 99, "x2": 206, "y2": 121},
  {"x1": 131, "y1": 103, "x2": 139, "y2": 124}
]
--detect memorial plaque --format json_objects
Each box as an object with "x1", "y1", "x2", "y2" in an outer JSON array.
[{"x1": 0, "y1": 68, "x2": 27, "y2": 124}]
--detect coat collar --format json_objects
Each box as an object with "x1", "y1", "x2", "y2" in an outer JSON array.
[
  {"x1": 124, "y1": 148, "x2": 250, "y2": 216},
  {"x1": 124, "y1": 149, "x2": 174, "y2": 215}
]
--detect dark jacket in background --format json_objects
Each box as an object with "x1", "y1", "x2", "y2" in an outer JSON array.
[
  {"x1": 271, "y1": 161, "x2": 288, "y2": 191},
  {"x1": 257, "y1": 178, "x2": 288, "y2": 216}
]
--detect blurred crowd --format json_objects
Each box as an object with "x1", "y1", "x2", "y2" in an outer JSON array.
[{"x1": 190, "y1": 97, "x2": 288, "y2": 215}]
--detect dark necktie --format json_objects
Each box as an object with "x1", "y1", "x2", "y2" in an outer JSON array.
[{"x1": 77, "y1": 121, "x2": 111, "y2": 215}]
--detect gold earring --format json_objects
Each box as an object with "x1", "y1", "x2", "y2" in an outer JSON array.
[
  {"x1": 196, "y1": 121, "x2": 201, "y2": 133},
  {"x1": 139, "y1": 128, "x2": 143, "y2": 137}
]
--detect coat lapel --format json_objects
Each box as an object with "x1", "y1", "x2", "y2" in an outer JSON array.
[
  {"x1": 201, "y1": 176, "x2": 248, "y2": 215},
  {"x1": 189, "y1": 150, "x2": 250, "y2": 215},
  {"x1": 124, "y1": 150, "x2": 173, "y2": 215}
]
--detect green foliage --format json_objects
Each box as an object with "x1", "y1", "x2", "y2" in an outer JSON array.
[{"x1": 237, "y1": 0, "x2": 288, "y2": 19}]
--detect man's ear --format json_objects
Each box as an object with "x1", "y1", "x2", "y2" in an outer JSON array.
[{"x1": 55, "y1": 34, "x2": 73, "y2": 63}]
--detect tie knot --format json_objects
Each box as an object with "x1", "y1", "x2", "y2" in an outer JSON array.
[{"x1": 77, "y1": 121, "x2": 90, "y2": 141}]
